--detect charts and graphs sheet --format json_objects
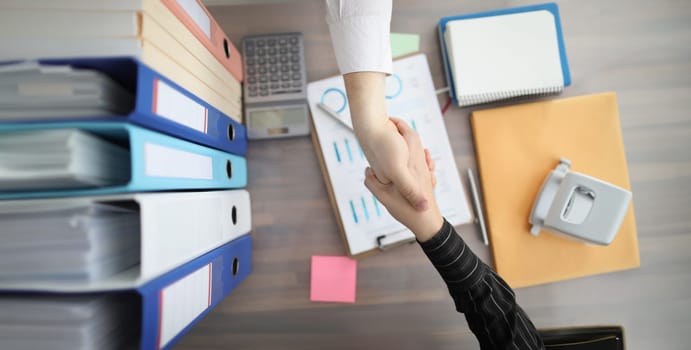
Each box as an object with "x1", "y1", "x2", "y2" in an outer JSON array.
[{"x1": 308, "y1": 54, "x2": 472, "y2": 255}]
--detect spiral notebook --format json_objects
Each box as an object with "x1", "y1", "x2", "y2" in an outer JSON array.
[{"x1": 439, "y1": 3, "x2": 571, "y2": 106}]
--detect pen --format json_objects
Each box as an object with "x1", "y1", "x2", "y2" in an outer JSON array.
[
  {"x1": 467, "y1": 168, "x2": 489, "y2": 246},
  {"x1": 317, "y1": 102, "x2": 353, "y2": 130}
]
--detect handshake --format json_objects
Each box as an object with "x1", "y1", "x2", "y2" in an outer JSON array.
[{"x1": 360, "y1": 117, "x2": 444, "y2": 243}]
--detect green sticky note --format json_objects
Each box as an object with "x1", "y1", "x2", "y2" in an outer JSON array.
[{"x1": 390, "y1": 32, "x2": 420, "y2": 59}]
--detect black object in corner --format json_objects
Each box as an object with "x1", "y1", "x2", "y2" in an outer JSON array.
[{"x1": 539, "y1": 326, "x2": 625, "y2": 350}]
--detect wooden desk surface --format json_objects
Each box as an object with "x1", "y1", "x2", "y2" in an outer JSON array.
[{"x1": 178, "y1": 1, "x2": 691, "y2": 349}]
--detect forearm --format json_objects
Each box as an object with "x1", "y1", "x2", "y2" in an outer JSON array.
[
  {"x1": 325, "y1": 0, "x2": 393, "y2": 139},
  {"x1": 419, "y1": 220, "x2": 544, "y2": 350},
  {"x1": 343, "y1": 72, "x2": 388, "y2": 139}
]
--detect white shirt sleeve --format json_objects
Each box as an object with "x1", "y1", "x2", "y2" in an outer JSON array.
[{"x1": 325, "y1": 0, "x2": 393, "y2": 75}]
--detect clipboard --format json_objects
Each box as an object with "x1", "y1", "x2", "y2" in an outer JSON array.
[
  {"x1": 310, "y1": 123, "x2": 416, "y2": 258},
  {"x1": 307, "y1": 54, "x2": 473, "y2": 258}
]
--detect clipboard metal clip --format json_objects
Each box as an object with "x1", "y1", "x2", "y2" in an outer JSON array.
[{"x1": 376, "y1": 233, "x2": 416, "y2": 251}]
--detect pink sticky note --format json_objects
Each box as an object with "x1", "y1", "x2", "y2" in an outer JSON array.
[{"x1": 310, "y1": 255, "x2": 357, "y2": 303}]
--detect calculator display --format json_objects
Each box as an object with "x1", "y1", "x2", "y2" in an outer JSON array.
[{"x1": 249, "y1": 107, "x2": 306, "y2": 128}]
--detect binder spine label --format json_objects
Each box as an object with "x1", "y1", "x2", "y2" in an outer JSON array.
[
  {"x1": 144, "y1": 143, "x2": 213, "y2": 180},
  {"x1": 153, "y1": 79, "x2": 208, "y2": 134},
  {"x1": 158, "y1": 263, "x2": 212, "y2": 349},
  {"x1": 175, "y1": 0, "x2": 211, "y2": 39}
]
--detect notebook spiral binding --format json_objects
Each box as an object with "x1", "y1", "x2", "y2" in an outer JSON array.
[{"x1": 459, "y1": 85, "x2": 564, "y2": 106}]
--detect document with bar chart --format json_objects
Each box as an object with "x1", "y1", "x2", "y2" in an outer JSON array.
[{"x1": 308, "y1": 53, "x2": 472, "y2": 256}]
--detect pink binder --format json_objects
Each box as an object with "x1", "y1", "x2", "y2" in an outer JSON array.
[{"x1": 161, "y1": 0, "x2": 243, "y2": 82}]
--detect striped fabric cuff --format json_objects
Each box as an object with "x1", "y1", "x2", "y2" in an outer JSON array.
[{"x1": 419, "y1": 219, "x2": 486, "y2": 291}]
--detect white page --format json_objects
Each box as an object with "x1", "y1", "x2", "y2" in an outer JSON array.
[
  {"x1": 0, "y1": 38, "x2": 142, "y2": 61},
  {"x1": 308, "y1": 54, "x2": 472, "y2": 256},
  {"x1": 0, "y1": 62, "x2": 133, "y2": 120},
  {"x1": 176, "y1": 0, "x2": 212, "y2": 39},
  {"x1": 143, "y1": 143, "x2": 212, "y2": 180},
  {"x1": 0, "y1": 129, "x2": 130, "y2": 190},
  {"x1": 159, "y1": 263, "x2": 211, "y2": 349},
  {"x1": 0, "y1": 294, "x2": 135, "y2": 350},
  {"x1": 0, "y1": 9, "x2": 137, "y2": 38},
  {"x1": 446, "y1": 10, "x2": 564, "y2": 102}
]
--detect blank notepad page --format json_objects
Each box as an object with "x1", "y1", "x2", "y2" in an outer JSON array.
[{"x1": 445, "y1": 10, "x2": 564, "y2": 105}]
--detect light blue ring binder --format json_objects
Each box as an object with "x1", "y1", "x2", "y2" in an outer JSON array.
[{"x1": 0, "y1": 122, "x2": 247, "y2": 199}]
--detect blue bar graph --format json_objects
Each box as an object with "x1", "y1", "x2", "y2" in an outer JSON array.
[
  {"x1": 361, "y1": 197, "x2": 370, "y2": 221},
  {"x1": 411, "y1": 119, "x2": 418, "y2": 131},
  {"x1": 333, "y1": 142, "x2": 341, "y2": 163},
  {"x1": 349, "y1": 200, "x2": 358, "y2": 223},
  {"x1": 344, "y1": 138, "x2": 353, "y2": 162},
  {"x1": 372, "y1": 195, "x2": 381, "y2": 217}
]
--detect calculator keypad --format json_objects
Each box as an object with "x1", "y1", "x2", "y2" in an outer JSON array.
[{"x1": 242, "y1": 33, "x2": 306, "y2": 102}]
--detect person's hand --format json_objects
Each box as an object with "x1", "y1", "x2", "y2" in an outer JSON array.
[
  {"x1": 364, "y1": 118, "x2": 443, "y2": 242},
  {"x1": 343, "y1": 71, "x2": 429, "y2": 212},
  {"x1": 358, "y1": 118, "x2": 430, "y2": 211}
]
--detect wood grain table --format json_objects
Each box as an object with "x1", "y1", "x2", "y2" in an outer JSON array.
[{"x1": 177, "y1": 1, "x2": 691, "y2": 349}]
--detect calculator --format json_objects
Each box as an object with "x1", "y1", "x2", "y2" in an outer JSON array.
[{"x1": 242, "y1": 32, "x2": 309, "y2": 139}]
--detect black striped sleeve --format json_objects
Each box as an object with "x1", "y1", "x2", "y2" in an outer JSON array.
[{"x1": 419, "y1": 219, "x2": 544, "y2": 350}]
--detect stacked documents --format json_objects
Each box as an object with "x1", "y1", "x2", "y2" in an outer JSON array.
[
  {"x1": 0, "y1": 0, "x2": 244, "y2": 122},
  {"x1": 0, "y1": 62, "x2": 133, "y2": 120},
  {"x1": 0, "y1": 129, "x2": 130, "y2": 191},
  {"x1": 0, "y1": 294, "x2": 139, "y2": 350},
  {"x1": 0, "y1": 200, "x2": 140, "y2": 281},
  {"x1": 0, "y1": 1, "x2": 252, "y2": 348}
]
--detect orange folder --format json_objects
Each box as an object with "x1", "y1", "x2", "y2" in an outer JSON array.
[
  {"x1": 471, "y1": 92, "x2": 640, "y2": 288},
  {"x1": 161, "y1": 0, "x2": 243, "y2": 82}
]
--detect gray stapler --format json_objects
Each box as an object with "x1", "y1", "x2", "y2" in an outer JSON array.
[{"x1": 529, "y1": 158, "x2": 632, "y2": 245}]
